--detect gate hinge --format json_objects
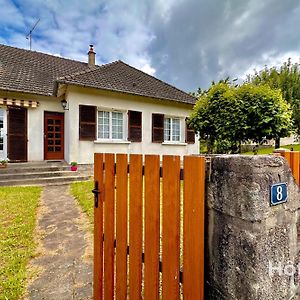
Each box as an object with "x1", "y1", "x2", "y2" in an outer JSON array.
[{"x1": 92, "y1": 181, "x2": 100, "y2": 208}]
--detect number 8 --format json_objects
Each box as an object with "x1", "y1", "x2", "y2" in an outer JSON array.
[{"x1": 277, "y1": 186, "x2": 283, "y2": 201}]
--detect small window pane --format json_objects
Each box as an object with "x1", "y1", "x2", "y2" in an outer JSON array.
[
  {"x1": 164, "y1": 118, "x2": 171, "y2": 141},
  {"x1": 112, "y1": 112, "x2": 123, "y2": 139},
  {"x1": 172, "y1": 119, "x2": 180, "y2": 141},
  {"x1": 98, "y1": 111, "x2": 110, "y2": 139}
]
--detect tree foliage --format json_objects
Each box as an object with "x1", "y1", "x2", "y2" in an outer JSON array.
[
  {"x1": 246, "y1": 59, "x2": 300, "y2": 136},
  {"x1": 188, "y1": 82, "x2": 292, "y2": 153}
]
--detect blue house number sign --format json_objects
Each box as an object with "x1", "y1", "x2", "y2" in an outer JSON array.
[{"x1": 270, "y1": 183, "x2": 288, "y2": 206}]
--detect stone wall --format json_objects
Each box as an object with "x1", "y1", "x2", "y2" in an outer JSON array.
[{"x1": 206, "y1": 155, "x2": 300, "y2": 299}]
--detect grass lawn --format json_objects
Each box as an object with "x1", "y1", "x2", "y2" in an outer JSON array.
[
  {"x1": 242, "y1": 144, "x2": 300, "y2": 155},
  {"x1": 70, "y1": 181, "x2": 94, "y2": 227},
  {"x1": 0, "y1": 186, "x2": 42, "y2": 300}
]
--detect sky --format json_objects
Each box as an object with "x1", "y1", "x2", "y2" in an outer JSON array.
[{"x1": 0, "y1": 0, "x2": 300, "y2": 93}]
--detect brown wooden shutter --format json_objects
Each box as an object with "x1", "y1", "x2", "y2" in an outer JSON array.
[
  {"x1": 8, "y1": 106, "x2": 27, "y2": 161},
  {"x1": 186, "y1": 119, "x2": 195, "y2": 144},
  {"x1": 152, "y1": 113, "x2": 164, "y2": 143},
  {"x1": 128, "y1": 110, "x2": 142, "y2": 142},
  {"x1": 79, "y1": 105, "x2": 96, "y2": 140}
]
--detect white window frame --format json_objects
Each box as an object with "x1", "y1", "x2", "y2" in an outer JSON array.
[
  {"x1": 163, "y1": 116, "x2": 184, "y2": 143},
  {"x1": 97, "y1": 109, "x2": 127, "y2": 141},
  {"x1": 0, "y1": 108, "x2": 7, "y2": 160}
]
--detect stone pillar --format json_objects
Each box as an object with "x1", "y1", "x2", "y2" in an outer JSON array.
[{"x1": 206, "y1": 155, "x2": 300, "y2": 299}]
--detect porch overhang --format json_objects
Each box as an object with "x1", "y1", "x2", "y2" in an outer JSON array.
[{"x1": 0, "y1": 98, "x2": 39, "y2": 108}]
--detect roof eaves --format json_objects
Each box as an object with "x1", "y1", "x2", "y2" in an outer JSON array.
[
  {"x1": 56, "y1": 81, "x2": 195, "y2": 105},
  {"x1": 0, "y1": 86, "x2": 53, "y2": 97}
]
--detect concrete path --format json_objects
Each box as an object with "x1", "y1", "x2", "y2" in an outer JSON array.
[{"x1": 26, "y1": 185, "x2": 93, "y2": 300}]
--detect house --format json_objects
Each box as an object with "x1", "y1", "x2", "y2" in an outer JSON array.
[{"x1": 0, "y1": 44, "x2": 198, "y2": 164}]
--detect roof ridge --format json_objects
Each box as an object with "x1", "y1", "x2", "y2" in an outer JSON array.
[
  {"x1": 117, "y1": 60, "x2": 196, "y2": 101},
  {"x1": 0, "y1": 43, "x2": 88, "y2": 66},
  {"x1": 56, "y1": 67, "x2": 96, "y2": 80},
  {"x1": 97, "y1": 60, "x2": 121, "y2": 69},
  {"x1": 56, "y1": 60, "x2": 121, "y2": 81}
]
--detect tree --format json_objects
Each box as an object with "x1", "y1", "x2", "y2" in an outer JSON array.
[
  {"x1": 246, "y1": 59, "x2": 300, "y2": 145},
  {"x1": 188, "y1": 82, "x2": 292, "y2": 153}
]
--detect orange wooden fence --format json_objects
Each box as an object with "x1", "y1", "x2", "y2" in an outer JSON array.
[
  {"x1": 275, "y1": 151, "x2": 300, "y2": 185},
  {"x1": 93, "y1": 153, "x2": 205, "y2": 300}
]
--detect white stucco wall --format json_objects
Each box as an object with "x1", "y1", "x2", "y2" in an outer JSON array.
[
  {"x1": 65, "y1": 86, "x2": 199, "y2": 164},
  {"x1": 28, "y1": 98, "x2": 64, "y2": 161},
  {"x1": 0, "y1": 87, "x2": 199, "y2": 163},
  {"x1": 0, "y1": 90, "x2": 64, "y2": 161}
]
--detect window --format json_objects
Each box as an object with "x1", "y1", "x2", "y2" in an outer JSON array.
[
  {"x1": 152, "y1": 114, "x2": 196, "y2": 144},
  {"x1": 164, "y1": 117, "x2": 181, "y2": 142},
  {"x1": 152, "y1": 114, "x2": 185, "y2": 143},
  {"x1": 79, "y1": 106, "x2": 142, "y2": 142},
  {"x1": 97, "y1": 110, "x2": 124, "y2": 140}
]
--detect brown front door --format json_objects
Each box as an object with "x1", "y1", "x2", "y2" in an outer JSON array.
[
  {"x1": 7, "y1": 106, "x2": 27, "y2": 162},
  {"x1": 44, "y1": 112, "x2": 64, "y2": 160}
]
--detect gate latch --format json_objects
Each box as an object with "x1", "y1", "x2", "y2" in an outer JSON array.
[{"x1": 92, "y1": 181, "x2": 100, "y2": 208}]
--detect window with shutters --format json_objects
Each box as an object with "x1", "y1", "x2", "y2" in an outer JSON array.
[
  {"x1": 97, "y1": 110, "x2": 125, "y2": 140},
  {"x1": 152, "y1": 114, "x2": 188, "y2": 143}
]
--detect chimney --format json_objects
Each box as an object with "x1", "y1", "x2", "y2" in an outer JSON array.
[{"x1": 88, "y1": 44, "x2": 96, "y2": 67}]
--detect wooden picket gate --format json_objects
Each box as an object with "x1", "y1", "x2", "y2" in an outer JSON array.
[
  {"x1": 93, "y1": 153, "x2": 205, "y2": 300},
  {"x1": 275, "y1": 151, "x2": 300, "y2": 185}
]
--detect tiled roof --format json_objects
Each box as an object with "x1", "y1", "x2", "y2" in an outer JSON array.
[
  {"x1": 0, "y1": 44, "x2": 87, "y2": 96},
  {"x1": 0, "y1": 44, "x2": 196, "y2": 105},
  {"x1": 57, "y1": 61, "x2": 196, "y2": 104}
]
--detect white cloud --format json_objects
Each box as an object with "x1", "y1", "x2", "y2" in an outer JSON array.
[
  {"x1": 239, "y1": 51, "x2": 300, "y2": 81},
  {"x1": 1, "y1": 0, "x2": 300, "y2": 93},
  {"x1": 0, "y1": 0, "x2": 25, "y2": 28},
  {"x1": 141, "y1": 62, "x2": 156, "y2": 76}
]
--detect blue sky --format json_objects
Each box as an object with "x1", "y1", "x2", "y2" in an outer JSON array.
[{"x1": 1, "y1": 0, "x2": 300, "y2": 92}]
